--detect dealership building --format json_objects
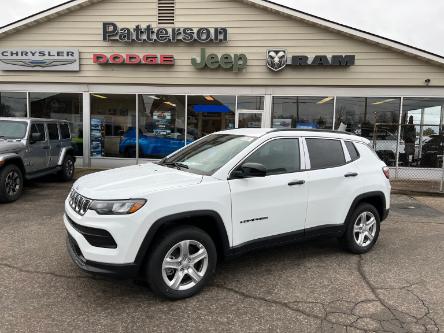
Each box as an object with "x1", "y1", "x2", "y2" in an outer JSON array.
[{"x1": 0, "y1": 0, "x2": 443, "y2": 182}]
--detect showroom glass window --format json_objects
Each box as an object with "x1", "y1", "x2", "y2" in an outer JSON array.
[
  {"x1": 187, "y1": 95, "x2": 235, "y2": 141},
  {"x1": 138, "y1": 95, "x2": 186, "y2": 159},
  {"x1": 237, "y1": 96, "x2": 264, "y2": 111},
  {"x1": 237, "y1": 96, "x2": 264, "y2": 129},
  {"x1": 335, "y1": 97, "x2": 401, "y2": 165},
  {"x1": 272, "y1": 96, "x2": 334, "y2": 129},
  {"x1": 30, "y1": 93, "x2": 83, "y2": 156},
  {"x1": 335, "y1": 97, "x2": 401, "y2": 134},
  {"x1": 401, "y1": 98, "x2": 444, "y2": 168},
  {"x1": 0, "y1": 92, "x2": 27, "y2": 117},
  {"x1": 90, "y1": 94, "x2": 136, "y2": 158}
]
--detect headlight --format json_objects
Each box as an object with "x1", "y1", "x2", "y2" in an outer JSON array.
[{"x1": 89, "y1": 199, "x2": 146, "y2": 215}]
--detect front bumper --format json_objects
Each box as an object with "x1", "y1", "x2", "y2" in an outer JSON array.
[
  {"x1": 66, "y1": 234, "x2": 139, "y2": 279},
  {"x1": 64, "y1": 197, "x2": 150, "y2": 264}
]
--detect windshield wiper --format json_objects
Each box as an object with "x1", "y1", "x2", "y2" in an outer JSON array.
[{"x1": 161, "y1": 161, "x2": 189, "y2": 169}]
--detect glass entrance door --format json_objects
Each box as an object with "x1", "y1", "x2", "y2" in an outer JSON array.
[
  {"x1": 236, "y1": 112, "x2": 263, "y2": 128},
  {"x1": 236, "y1": 96, "x2": 265, "y2": 128}
]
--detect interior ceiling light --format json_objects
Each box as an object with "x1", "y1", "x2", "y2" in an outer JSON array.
[
  {"x1": 372, "y1": 99, "x2": 396, "y2": 105},
  {"x1": 205, "y1": 96, "x2": 215, "y2": 101},
  {"x1": 91, "y1": 94, "x2": 107, "y2": 99},
  {"x1": 148, "y1": 96, "x2": 160, "y2": 100},
  {"x1": 163, "y1": 101, "x2": 176, "y2": 107},
  {"x1": 317, "y1": 97, "x2": 334, "y2": 104}
]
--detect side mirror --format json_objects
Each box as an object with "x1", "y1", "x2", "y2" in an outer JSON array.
[
  {"x1": 231, "y1": 162, "x2": 267, "y2": 179},
  {"x1": 30, "y1": 132, "x2": 42, "y2": 144}
]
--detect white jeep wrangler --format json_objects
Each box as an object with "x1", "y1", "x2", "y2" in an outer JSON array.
[{"x1": 65, "y1": 128, "x2": 390, "y2": 299}]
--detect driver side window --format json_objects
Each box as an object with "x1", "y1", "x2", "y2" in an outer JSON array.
[
  {"x1": 244, "y1": 138, "x2": 300, "y2": 175},
  {"x1": 30, "y1": 123, "x2": 46, "y2": 142}
]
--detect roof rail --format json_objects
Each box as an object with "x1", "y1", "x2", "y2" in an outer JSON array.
[{"x1": 269, "y1": 128, "x2": 353, "y2": 135}]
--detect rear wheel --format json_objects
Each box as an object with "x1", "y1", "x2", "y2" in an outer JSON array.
[
  {"x1": 340, "y1": 203, "x2": 380, "y2": 254},
  {"x1": 124, "y1": 146, "x2": 137, "y2": 158},
  {"x1": 58, "y1": 155, "x2": 75, "y2": 181},
  {"x1": 146, "y1": 226, "x2": 217, "y2": 300},
  {"x1": 0, "y1": 164, "x2": 24, "y2": 203}
]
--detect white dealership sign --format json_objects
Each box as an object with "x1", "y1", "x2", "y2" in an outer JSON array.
[{"x1": 0, "y1": 48, "x2": 79, "y2": 71}]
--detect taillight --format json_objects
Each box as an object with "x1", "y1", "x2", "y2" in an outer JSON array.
[{"x1": 382, "y1": 166, "x2": 390, "y2": 179}]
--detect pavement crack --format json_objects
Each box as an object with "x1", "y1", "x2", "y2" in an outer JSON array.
[
  {"x1": 211, "y1": 283, "x2": 374, "y2": 331},
  {"x1": 391, "y1": 220, "x2": 444, "y2": 226},
  {"x1": 407, "y1": 286, "x2": 440, "y2": 331},
  {"x1": 0, "y1": 262, "x2": 106, "y2": 281},
  {"x1": 357, "y1": 255, "x2": 440, "y2": 332},
  {"x1": 357, "y1": 255, "x2": 395, "y2": 311},
  {"x1": 212, "y1": 283, "x2": 327, "y2": 322}
]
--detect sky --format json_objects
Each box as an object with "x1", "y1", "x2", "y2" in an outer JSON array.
[{"x1": 0, "y1": 0, "x2": 443, "y2": 56}]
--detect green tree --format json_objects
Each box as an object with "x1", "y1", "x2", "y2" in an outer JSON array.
[{"x1": 423, "y1": 128, "x2": 436, "y2": 136}]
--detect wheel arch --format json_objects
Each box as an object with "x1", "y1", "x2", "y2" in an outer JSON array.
[
  {"x1": 134, "y1": 210, "x2": 231, "y2": 270},
  {"x1": 57, "y1": 147, "x2": 76, "y2": 166},
  {"x1": 123, "y1": 144, "x2": 141, "y2": 157},
  {"x1": 344, "y1": 191, "x2": 387, "y2": 226},
  {"x1": 0, "y1": 155, "x2": 26, "y2": 176}
]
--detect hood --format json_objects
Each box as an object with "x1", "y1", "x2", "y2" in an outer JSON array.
[
  {"x1": 73, "y1": 162, "x2": 203, "y2": 200},
  {"x1": 0, "y1": 140, "x2": 26, "y2": 154}
]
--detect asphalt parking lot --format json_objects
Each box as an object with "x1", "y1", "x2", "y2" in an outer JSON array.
[{"x1": 0, "y1": 172, "x2": 443, "y2": 333}]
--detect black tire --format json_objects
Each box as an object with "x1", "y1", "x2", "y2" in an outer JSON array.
[
  {"x1": 339, "y1": 203, "x2": 380, "y2": 254},
  {"x1": 124, "y1": 146, "x2": 137, "y2": 158},
  {"x1": 58, "y1": 154, "x2": 75, "y2": 181},
  {"x1": 146, "y1": 226, "x2": 217, "y2": 300},
  {"x1": 0, "y1": 164, "x2": 24, "y2": 203}
]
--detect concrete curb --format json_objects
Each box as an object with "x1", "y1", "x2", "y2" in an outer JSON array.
[{"x1": 392, "y1": 189, "x2": 444, "y2": 197}]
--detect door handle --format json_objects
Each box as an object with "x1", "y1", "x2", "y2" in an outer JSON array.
[
  {"x1": 344, "y1": 172, "x2": 358, "y2": 178},
  {"x1": 288, "y1": 180, "x2": 305, "y2": 186}
]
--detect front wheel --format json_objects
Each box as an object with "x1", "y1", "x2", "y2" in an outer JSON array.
[
  {"x1": 146, "y1": 226, "x2": 217, "y2": 300},
  {"x1": 0, "y1": 164, "x2": 24, "y2": 203},
  {"x1": 58, "y1": 155, "x2": 75, "y2": 181},
  {"x1": 339, "y1": 203, "x2": 380, "y2": 254}
]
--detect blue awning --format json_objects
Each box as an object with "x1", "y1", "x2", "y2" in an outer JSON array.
[{"x1": 193, "y1": 104, "x2": 231, "y2": 113}]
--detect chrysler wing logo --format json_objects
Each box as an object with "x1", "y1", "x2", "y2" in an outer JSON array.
[
  {"x1": 0, "y1": 59, "x2": 76, "y2": 68},
  {"x1": 267, "y1": 49, "x2": 287, "y2": 71}
]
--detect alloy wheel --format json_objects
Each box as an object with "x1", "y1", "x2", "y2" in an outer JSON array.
[
  {"x1": 5, "y1": 170, "x2": 21, "y2": 197},
  {"x1": 162, "y1": 240, "x2": 209, "y2": 291},
  {"x1": 65, "y1": 159, "x2": 74, "y2": 177},
  {"x1": 353, "y1": 211, "x2": 377, "y2": 247}
]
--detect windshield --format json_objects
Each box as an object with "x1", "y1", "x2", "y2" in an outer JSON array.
[
  {"x1": 0, "y1": 121, "x2": 28, "y2": 140},
  {"x1": 159, "y1": 134, "x2": 256, "y2": 175}
]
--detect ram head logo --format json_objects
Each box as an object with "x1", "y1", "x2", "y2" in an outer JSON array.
[{"x1": 267, "y1": 49, "x2": 287, "y2": 71}]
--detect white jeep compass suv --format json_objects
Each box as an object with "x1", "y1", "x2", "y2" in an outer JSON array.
[{"x1": 65, "y1": 129, "x2": 390, "y2": 299}]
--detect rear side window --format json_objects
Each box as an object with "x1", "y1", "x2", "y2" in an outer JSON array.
[
  {"x1": 60, "y1": 123, "x2": 71, "y2": 139},
  {"x1": 244, "y1": 138, "x2": 300, "y2": 175},
  {"x1": 306, "y1": 138, "x2": 345, "y2": 169},
  {"x1": 345, "y1": 141, "x2": 360, "y2": 161},
  {"x1": 30, "y1": 123, "x2": 46, "y2": 142},
  {"x1": 47, "y1": 123, "x2": 59, "y2": 140}
]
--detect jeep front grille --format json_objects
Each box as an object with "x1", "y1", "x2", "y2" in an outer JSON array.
[{"x1": 69, "y1": 190, "x2": 91, "y2": 216}]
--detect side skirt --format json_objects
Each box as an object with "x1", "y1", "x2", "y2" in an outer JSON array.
[
  {"x1": 225, "y1": 224, "x2": 345, "y2": 258},
  {"x1": 26, "y1": 166, "x2": 61, "y2": 180}
]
